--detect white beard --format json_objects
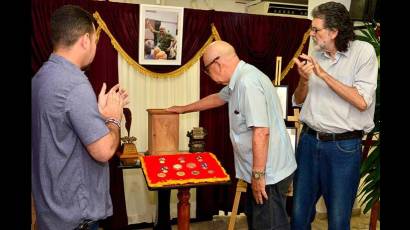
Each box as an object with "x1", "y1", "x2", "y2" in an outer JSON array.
[{"x1": 312, "y1": 39, "x2": 326, "y2": 52}]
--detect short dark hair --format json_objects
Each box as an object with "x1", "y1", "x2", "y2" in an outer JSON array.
[
  {"x1": 312, "y1": 1, "x2": 355, "y2": 52},
  {"x1": 50, "y1": 5, "x2": 96, "y2": 48}
]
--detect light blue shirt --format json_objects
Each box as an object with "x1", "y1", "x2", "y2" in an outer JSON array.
[
  {"x1": 292, "y1": 40, "x2": 378, "y2": 133},
  {"x1": 219, "y1": 61, "x2": 296, "y2": 184}
]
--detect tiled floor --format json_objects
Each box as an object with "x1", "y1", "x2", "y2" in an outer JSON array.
[{"x1": 134, "y1": 211, "x2": 380, "y2": 230}]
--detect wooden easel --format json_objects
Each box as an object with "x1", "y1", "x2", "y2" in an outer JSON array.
[
  {"x1": 285, "y1": 108, "x2": 301, "y2": 198},
  {"x1": 287, "y1": 108, "x2": 302, "y2": 140},
  {"x1": 227, "y1": 179, "x2": 247, "y2": 230},
  {"x1": 274, "y1": 56, "x2": 282, "y2": 86}
]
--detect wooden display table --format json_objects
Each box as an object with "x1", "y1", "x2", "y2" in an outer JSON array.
[{"x1": 140, "y1": 152, "x2": 231, "y2": 230}]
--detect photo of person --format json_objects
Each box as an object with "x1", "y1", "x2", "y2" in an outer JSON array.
[
  {"x1": 139, "y1": 5, "x2": 183, "y2": 65},
  {"x1": 145, "y1": 19, "x2": 177, "y2": 60}
]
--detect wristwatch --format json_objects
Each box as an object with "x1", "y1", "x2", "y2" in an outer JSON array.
[{"x1": 252, "y1": 170, "x2": 265, "y2": 180}]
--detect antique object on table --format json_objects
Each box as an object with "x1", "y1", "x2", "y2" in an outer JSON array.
[
  {"x1": 118, "y1": 136, "x2": 141, "y2": 166},
  {"x1": 186, "y1": 127, "x2": 207, "y2": 153},
  {"x1": 147, "y1": 109, "x2": 179, "y2": 155}
]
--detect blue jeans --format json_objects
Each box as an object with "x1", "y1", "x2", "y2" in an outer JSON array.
[{"x1": 291, "y1": 131, "x2": 362, "y2": 230}]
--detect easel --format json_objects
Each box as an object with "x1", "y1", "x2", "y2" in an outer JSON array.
[
  {"x1": 228, "y1": 56, "x2": 301, "y2": 230},
  {"x1": 274, "y1": 56, "x2": 282, "y2": 86}
]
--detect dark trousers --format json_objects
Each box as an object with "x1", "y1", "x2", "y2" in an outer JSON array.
[{"x1": 245, "y1": 174, "x2": 293, "y2": 230}]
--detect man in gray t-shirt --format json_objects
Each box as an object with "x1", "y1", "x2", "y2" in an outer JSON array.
[{"x1": 31, "y1": 5, "x2": 129, "y2": 230}]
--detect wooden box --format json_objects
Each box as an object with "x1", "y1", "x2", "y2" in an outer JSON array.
[{"x1": 147, "y1": 109, "x2": 179, "y2": 155}]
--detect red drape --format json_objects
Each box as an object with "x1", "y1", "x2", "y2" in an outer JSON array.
[{"x1": 32, "y1": 0, "x2": 310, "y2": 227}]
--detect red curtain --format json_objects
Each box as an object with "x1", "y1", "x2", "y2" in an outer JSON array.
[{"x1": 31, "y1": 0, "x2": 310, "y2": 227}]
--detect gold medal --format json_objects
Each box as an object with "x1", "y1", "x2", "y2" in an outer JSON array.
[
  {"x1": 176, "y1": 171, "x2": 186, "y2": 176},
  {"x1": 173, "y1": 164, "x2": 182, "y2": 170},
  {"x1": 157, "y1": 172, "x2": 166, "y2": 178},
  {"x1": 186, "y1": 162, "x2": 197, "y2": 169},
  {"x1": 191, "y1": 170, "x2": 200, "y2": 175}
]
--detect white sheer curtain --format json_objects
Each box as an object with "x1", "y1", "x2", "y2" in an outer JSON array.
[{"x1": 118, "y1": 54, "x2": 200, "y2": 224}]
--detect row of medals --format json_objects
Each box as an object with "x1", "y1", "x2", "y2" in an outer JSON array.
[{"x1": 157, "y1": 155, "x2": 215, "y2": 178}]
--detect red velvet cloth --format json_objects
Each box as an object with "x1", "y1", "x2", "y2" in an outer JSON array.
[{"x1": 141, "y1": 152, "x2": 230, "y2": 188}]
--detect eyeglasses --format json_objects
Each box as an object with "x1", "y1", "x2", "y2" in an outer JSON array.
[
  {"x1": 310, "y1": 26, "x2": 325, "y2": 34},
  {"x1": 203, "y1": 56, "x2": 220, "y2": 76}
]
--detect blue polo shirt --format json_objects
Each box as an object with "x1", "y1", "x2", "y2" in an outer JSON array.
[
  {"x1": 218, "y1": 61, "x2": 296, "y2": 184},
  {"x1": 31, "y1": 53, "x2": 112, "y2": 229}
]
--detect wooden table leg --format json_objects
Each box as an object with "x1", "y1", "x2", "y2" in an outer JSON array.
[{"x1": 177, "y1": 188, "x2": 190, "y2": 230}]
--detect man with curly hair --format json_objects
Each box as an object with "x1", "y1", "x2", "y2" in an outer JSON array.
[{"x1": 290, "y1": 2, "x2": 378, "y2": 229}]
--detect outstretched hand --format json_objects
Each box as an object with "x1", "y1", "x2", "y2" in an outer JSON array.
[{"x1": 165, "y1": 106, "x2": 185, "y2": 114}]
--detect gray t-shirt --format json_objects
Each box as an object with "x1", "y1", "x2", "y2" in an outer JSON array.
[{"x1": 32, "y1": 53, "x2": 112, "y2": 230}]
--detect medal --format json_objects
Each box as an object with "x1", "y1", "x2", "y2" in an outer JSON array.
[
  {"x1": 200, "y1": 162, "x2": 208, "y2": 169},
  {"x1": 157, "y1": 172, "x2": 166, "y2": 178},
  {"x1": 161, "y1": 166, "x2": 169, "y2": 173},
  {"x1": 176, "y1": 171, "x2": 186, "y2": 176},
  {"x1": 159, "y1": 157, "x2": 166, "y2": 164},
  {"x1": 173, "y1": 164, "x2": 182, "y2": 170},
  {"x1": 196, "y1": 155, "x2": 203, "y2": 162},
  {"x1": 178, "y1": 156, "x2": 186, "y2": 163},
  {"x1": 186, "y1": 162, "x2": 197, "y2": 169},
  {"x1": 191, "y1": 170, "x2": 200, "y2": 175}
]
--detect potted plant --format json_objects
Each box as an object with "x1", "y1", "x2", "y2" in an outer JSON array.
[{"x1": 356, "y1": 21, "x2": 380, "y2": 223}]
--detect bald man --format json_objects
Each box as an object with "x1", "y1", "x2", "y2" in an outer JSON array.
[{"x1": 166, "y1": 41, "x2": 296, "y2": 230}]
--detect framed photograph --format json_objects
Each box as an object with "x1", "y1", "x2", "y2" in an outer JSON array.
[
  {"x1": 286, "y1": 127, "x2": 298, "y2": 153},
  {"x1": 275, "y1": 85, "x2": 288, "y2": 120},
  {"x1": 139, "y1": 4, "x2": 184, "y2": 65}
]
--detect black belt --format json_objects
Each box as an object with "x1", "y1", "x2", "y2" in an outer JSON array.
[
  {"x1": 74, "y1": 219, "x2": 98, "y2": 230},
  {"x1": 303, "y1": 125, "x2": 363, "y2": 141}
]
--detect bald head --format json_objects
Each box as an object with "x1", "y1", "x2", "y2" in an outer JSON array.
[
  {"x1": 202, "y1": 41, "x2": 240, "y2": 85},
  {"x1": 203, "y1": 41, "x2": 237, "y2": 64}
]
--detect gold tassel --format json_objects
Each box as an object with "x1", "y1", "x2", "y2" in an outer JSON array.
[{"x1": 93, "y1": 11, "x2": 216, "y2": 78}]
